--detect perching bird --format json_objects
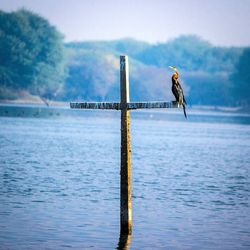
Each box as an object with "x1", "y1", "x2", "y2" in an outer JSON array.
[{"x1": 169, "y1": 66, "x2": 187, "y2": 118}]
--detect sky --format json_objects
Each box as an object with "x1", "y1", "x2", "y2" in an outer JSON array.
[{"x1": 1, "y1": 0, "x2": 250, "y2": 47}]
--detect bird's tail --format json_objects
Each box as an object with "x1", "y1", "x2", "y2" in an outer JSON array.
[{"x1": 183, "y1": 104, "x2": 187, "y2": 119}]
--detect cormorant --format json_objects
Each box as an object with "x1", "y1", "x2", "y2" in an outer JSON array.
[{"x1": 169, "y1": 66, "x2": 187, "y2": 118}]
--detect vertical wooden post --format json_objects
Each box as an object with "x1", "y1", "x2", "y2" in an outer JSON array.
[{"x1": 120, "y1": 55, "x2": 132, "y2": 235}]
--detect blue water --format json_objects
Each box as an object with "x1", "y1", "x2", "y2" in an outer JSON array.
[{"x1": 0, "y1": 105, "x2": 250, "y2": 249}]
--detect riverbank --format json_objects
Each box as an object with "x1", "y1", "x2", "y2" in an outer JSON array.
[
  {"x1": 0, "y1": 97, "x2": 67, "y2": 107},
  {"x1": 1, "y1": 97, "x2": 249, "y2": 114}
]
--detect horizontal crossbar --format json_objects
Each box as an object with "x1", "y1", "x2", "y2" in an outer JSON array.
[
  {"x1": 70, "y1": 102, "x2": 120, "y2": 110},
  {"x1": 128, "y1": 101, "x2": 178, "y2": 109},
  {"x1": 70, "y1": 101, "x2": 179, "y2": 110}
]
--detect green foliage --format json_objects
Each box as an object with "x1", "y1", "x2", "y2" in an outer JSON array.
[
  {"x1": 0, "y1": 9, "x2": 248, "y2": 108},
  {"x1": 184, "y1": 72, "x2": 232, "y2": 106},
  {"x1": 136, "y1": 35, "x2": 212, "y2": 71},
  {"x1": 65, "y1": 38, "x2": 150, "y2": 58},
  {"x1": 230, "y1": 48, "x2": 250, "y2": 106},
  {"x1": 135, "y1": 35, "x2": 242, "y2": 73},
  {"x1": 64, "y1": 36, "x2": 244, "y2": 106},
  {"x1": 64, "y1": 49, "x2": 119, "y2": 101},
  {"x1": 0, "y1": 9, "x2": 65, "y2": 100},
  {"x1": 63, "y1": 47, "x2": 175, "y2": 102}
]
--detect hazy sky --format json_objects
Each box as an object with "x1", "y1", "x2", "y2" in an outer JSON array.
[{"x1": 1, "y1": 0, "x2": 250, "y2": 46}]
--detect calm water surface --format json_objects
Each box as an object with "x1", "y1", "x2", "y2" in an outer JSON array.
[{"x1": 0, "y1": 105, "x2": 250, "y2": 249}]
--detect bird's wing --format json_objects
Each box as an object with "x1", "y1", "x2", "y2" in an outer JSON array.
[
  {"x1": 172, "y1": 84, "x2": 179, "y2": 101},
  {"x1": 178, "y1": 82, "x2": 187, "y2": 104}
]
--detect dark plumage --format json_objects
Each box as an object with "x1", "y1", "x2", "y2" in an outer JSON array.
[{"x1": 171, "y1": 69, "x2": 187, "y2": 118}]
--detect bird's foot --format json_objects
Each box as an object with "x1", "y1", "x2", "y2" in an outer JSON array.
[{"x1": 171, "y1": 101, "x2": 180, "y2": 108}]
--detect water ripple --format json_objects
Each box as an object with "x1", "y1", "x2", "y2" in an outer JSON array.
[{"x1": 0, "y1": 111, "x2": 250, "y2": 249}]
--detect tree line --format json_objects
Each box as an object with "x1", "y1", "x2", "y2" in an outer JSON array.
[
  {"x1": 0, "y1": 9, "x2": 65, "y2": 103},
  {"x1": 0, "y1": 9, "x2": 249, "y2": 108}
]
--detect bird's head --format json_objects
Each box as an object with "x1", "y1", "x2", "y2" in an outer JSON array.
[{"x1": 169, "y1": 66, "x2": 179, "y2": 80}]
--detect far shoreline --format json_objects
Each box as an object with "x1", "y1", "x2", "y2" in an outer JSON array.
[{"x1": 0, "y1": 99, "x2": 249, "y2": 114}]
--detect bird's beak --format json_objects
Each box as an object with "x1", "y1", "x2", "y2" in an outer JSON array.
[{"x1": 169, "y1": 66, "x2": 178, "y2": 72}]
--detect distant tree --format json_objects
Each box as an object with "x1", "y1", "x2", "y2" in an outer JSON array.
[
  {"x1": 0, "y1": 9, "x2": 65, "y2": 101},
  {"x1": 66, "y1": 38, "x2": 150, "y2": 58},
  {"x1": 63, "y1": 37, "x2": 244, "y2": 107},
  {"x1": 136, "y1": 35, "x2": 212, "y2": 71},
  {"x1": 230, "y1": 48, "x2": 250, "y2": 106},
  {"x1": 136, "y1": 35, "x2": 242, "y2": 73},
  {"x1": 64, "y1": 49, "x2": 119, "y2": 101},
  {"x1": 184, "y1": 72, "x2": 232, "y2": 106}
]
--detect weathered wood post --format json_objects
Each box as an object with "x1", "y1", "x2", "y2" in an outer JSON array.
[
  {"x1": 120, "y1": 55, "x2": 132, "y2": 235},
  {"x1": 70, "y1": 55, "x2": 180, "y2": 235}
]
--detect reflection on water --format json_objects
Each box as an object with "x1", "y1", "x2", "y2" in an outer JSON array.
[
  {"x1": 116, "y1": 234, "x2": 132, "y2": 250},
  {"x1": 0, "y1": 105, "x2": 250, "y2": 249}
]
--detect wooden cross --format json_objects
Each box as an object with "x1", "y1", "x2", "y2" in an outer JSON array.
[{"x1": 70, "y1": 55, "x2": 178, "y2": 235}]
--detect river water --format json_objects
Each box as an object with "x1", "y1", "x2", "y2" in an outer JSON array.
[{"x1": 0, "y1": 105, "x2": 250, "y2": 249}]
